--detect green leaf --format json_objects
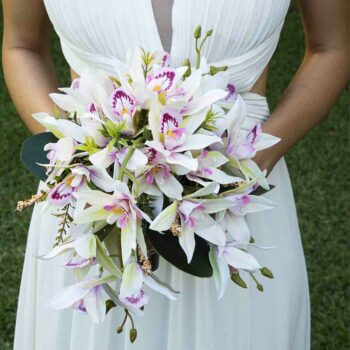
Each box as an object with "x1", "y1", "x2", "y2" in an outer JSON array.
[
  {"x1": 20, "y1": 132, "x2": 58, "y2": 181},
  {"x1": 145, "y1": 225, "x2": 213, "y2": 278},
  {"x1": 250, "y1": 185, "x2": 275, "y2": 196},
  {"x1": 96, "y1": 238, "x2": 123, "y2": 278}
]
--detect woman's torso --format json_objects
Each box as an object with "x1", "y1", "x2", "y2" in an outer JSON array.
[{"x1": 43, "y1": 0, "x2": 290, "y2": 94}]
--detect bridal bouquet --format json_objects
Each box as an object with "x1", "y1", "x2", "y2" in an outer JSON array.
[{"x1": 18, "y1": 26, "x2": 278, "y2": 342}]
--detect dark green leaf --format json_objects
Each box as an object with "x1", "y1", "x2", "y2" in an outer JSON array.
[
  {"x1": 20, "y1": 132, "x2": 58, "y2": 181},
  {"x1": 145, "y1": 227, "x2": 213, "y2": 278}
]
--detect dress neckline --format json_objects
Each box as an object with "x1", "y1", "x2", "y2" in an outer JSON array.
[{"x1": 148, "y1": 0, "x2": 176, "y2": 55}]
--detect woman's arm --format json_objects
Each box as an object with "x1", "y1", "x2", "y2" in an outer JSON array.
[
  {"x1": 2, "y1": 0, "x2": 59, "y2": 134},
  {"x1": 254, "y1": 0, "x2": 350, "y2": 173}
]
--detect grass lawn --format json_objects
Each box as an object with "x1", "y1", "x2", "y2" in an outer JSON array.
[{"x1": 0, "y1": 6, "x2": 349, "y2": 350}]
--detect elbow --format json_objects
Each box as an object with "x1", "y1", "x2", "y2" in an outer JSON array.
[{"x1": 304, "y1": 45, "x2": 350, "y2": 82}]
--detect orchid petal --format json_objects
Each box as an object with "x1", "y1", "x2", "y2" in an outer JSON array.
[
  {"x1": 84, "y1": 285, "x2": 106, "y2": 324},
  {"x1": 119, "y1": 262, "x2": 143, "y2": 298},
  {"x1": 174, "y1": 134, "x2": 222, "y2": 152},
  {"x1": 45, "y1": 283, "x2": 90, "y2": 310},
  {"x1": 150, "y1": 201, "x2": 178, "y2": 232},
  {"x1": 121, "y1": 219, "x2": 137, "y2": 265},
  {"x1": 184, "y1": 181, "x2": 219, "y2": 198},
  {"x1": 74, "y1": 234, "x2": 97, "y2": 259},
  {"x1": 167, "y1": 153, "x2": 198, "y2": 172},
  {"x1": 178, "y1": 224, "x2": 196, "y2": 263},
  {"x1": 209, "y1": 248, "x2": 230, "y2": 300},
  {"x1": 74, "y1": 206, "x2": 108, "y2": 224},
  {"x1": 155, "y1": 173, "x2": 183, "y2": 200},
  {"x1": 194, "y1": 214, "x2": 226, "y2": 247},
  {"x1": 223, "y1": 246, "x2": 260, "y2": 272},
  {"x1": 144, "y1": 275, "x2": 177, "y2": 300},
  {"x1": 183, "y1": 89, "x2": 228, "y2": 115}
]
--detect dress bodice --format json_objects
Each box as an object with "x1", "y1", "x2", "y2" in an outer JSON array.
[{"x1": 43, "y1": 0, "x2": 290, "y2": 92}]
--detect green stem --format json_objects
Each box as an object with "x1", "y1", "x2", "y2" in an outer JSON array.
[
  {"x1": 120, "y1": 310, "x2": 128, "y2": 328},
  {"x1": 118, "y1": 147, "x2": 135, "y2": 181},
  {"x1": 116, "y1": 228, "x2": 123, "y2": 269},
  {"x1": 126, "y1": 310, "x2": 135, "y2": 329},
  {"x1": 195, "y1": 38, "x2": 201, "y2": 69},
  {"x1": 124, "y1": 169, "x2": 140, "y2": 197}
]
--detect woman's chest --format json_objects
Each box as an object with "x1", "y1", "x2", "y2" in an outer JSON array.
[{"x1": 44, "y1": 0, "x2": 290, "y2": 62}]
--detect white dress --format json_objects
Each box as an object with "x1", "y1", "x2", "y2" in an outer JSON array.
[{"x1": 14, "y1": 1, "x2": 311, "y2": 349}]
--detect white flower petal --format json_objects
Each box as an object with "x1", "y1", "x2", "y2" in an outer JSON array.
[
  {"x1": 74, "y1": 234, "x2": 97, "y2": 259},
  {"x1": 223, "y1": 246, "x2": 260, "y2": 272},
  {"x1": 167, "y1": 153, "x2": 198, "y2": 172},
  {"x1": 156, "y1": 174, "x2": 183, "y2": 200},
  {"x1": 178, "y1": 224, "x2": 196, "y2": 263},
  {"x1": 84, "y1": 285, "x2": 106, "y2": 324},
  {"x1": 209, "y1": 248, "x2": 230, "y2": 300},
  {"x1": 150, "y1": 201, "x2": 178, "y2": 232},
  {"x1": 120, "y1": 262, "x2": 144, "y2": 298},
  {"x1": 175, "y1": 134, "x2": 222, "y2": 152},
  {"x1": 144, "y1": 275, "x2": 177, "y2": 300},
  {"x1": 121, "y1": 219, "x2": 137, "y2": 265},
  {"x1": 194, "y1": 214, "x2": 226, "y2": 247},
  {"x1": 184, "y1": 181, "x2": 219, "y2": 199},
  {"x1": 45, "y1": 283, "x2": 90, "y2": 310}
]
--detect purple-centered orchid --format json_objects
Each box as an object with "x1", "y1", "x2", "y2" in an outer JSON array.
[
  {"x1": 136, "y1": 147, "x2": 184, "y2": 200},
  {"x1": 47, "y1": 165, "x2": 114, "y2": 207},
  {"x1": 225, "y1": 95, "x2": 280, "y2": 162},
  {"x1": 146, "y1": 107, "x2": 222, "y2": 174},
  {"x1": 40, "y1": 232, "x2": 97, "y2": 270},
  {"x1": 107, "y1": 87, "x2": 138, "y2": 135},
  {"x1": 209, "y1": 241, "x2": 261, "y2": 299},
  {"x1": 150, "y1": 183, "x2": 233, "y2": 263},
  {"x1": 214, "y1": 186, "x2": 275, "y2": 244},
  {"x1": 119, "y1": 261, "x2": 177, "y2": 310},
  {"x1": 186, "y1": 150, "x2": 242, "y2": 186},
  {"x1": 45, "y1": 274, "x2": 115, "y2": 324},
  {"x1": 74, "y1": 181, "x2": 151, "y2": 265}
]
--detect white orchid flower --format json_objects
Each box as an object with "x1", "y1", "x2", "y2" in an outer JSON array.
[
  {"x1": 74, "y1": 181, "x2": 151, "y2": 264},
  {"x1": 119, "y1": 261, "x2": 177, "y2": 309},
  {"x1": 146, "y1": 108, "x2": 222, "y2": 173},
  {"x1": 45, "y1": 274, "x2": 116, "y2": 324},
  {"x1": 186, "y1": 150, "x2": 242, "y2": 185},
  {"x1": 223, "y1": 96, "x2": 280, "y2": 161},
  {"x1": 209, "y1": 242, "x2": 261, "y2": 299},
  {"x1": 150, "y1": 184, "x2": 232, "y2": 263},
  {"x1": 135, "y1": 147, "x2": 183, "y2": 200},
  {"x1": 46, "y1": 164, "x2": 114, "y2": 207},
  {"x1": 40, "y1": 232, "x2": 97, "y2": 269},
  {"x1": 89, "y1": 146, "x2": 147, "y2": 173},
  {"x1": 49, "y1": 69, "x2": 115, "y2": 117}
]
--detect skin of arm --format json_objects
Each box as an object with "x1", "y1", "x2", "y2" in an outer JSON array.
[
  {"x1": 254, "y1": 0, "x2": 350, "y2": 173},
  {"x1": 2, "y1": 0, "x2": 59, "y2": 134}
]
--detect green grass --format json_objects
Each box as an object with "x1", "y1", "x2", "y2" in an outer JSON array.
[{"x1": 0, "y1": 7, "x2": 349, "y2": 350}]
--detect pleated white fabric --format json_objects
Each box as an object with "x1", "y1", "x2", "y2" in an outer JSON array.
[{"x1": 14, "y1": 1, "x2": 311, "y2": 349}]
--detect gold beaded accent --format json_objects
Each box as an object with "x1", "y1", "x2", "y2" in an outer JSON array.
[
  {"x1": 170, "y1": 214, "x2": 182, "y2": 237},
  {"x1": 16, "y1": 190, "x2": 48, "y2": 211},
  {"x1": 222, "y1": 180, "x2": 246, "y2": 189},
  {"x1": 137, "y1": 246, "x2": 152, "y2": 275}
]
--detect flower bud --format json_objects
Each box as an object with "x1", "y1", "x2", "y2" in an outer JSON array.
[
  {"x1": 209, "y1": 65, "x2": 228, "y2": 76},
  {"x1": 194, "y1": 25, "x2": 202, "y2": 39},
  {"x1": 260, "y1": 267, "x2": 274, "y2": 279},
  {"x1": 257, "y1": 283, "x2": 264, "y2": 292},
  {"x1": 206, "y1": 29, "x2": 213, "y2": 37},
  {"x1": 182, "y1": 58, "x2": 192, "y2": 78},
  {"x1": 116, "y1": 326, "x2": 123, "y2": 334},
  {"x1": 130, "y1": 328, "x2": 137, "y2": 343},
  {"x1": 231, "y1": 272, "x2": 247, "y2": 289}
]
